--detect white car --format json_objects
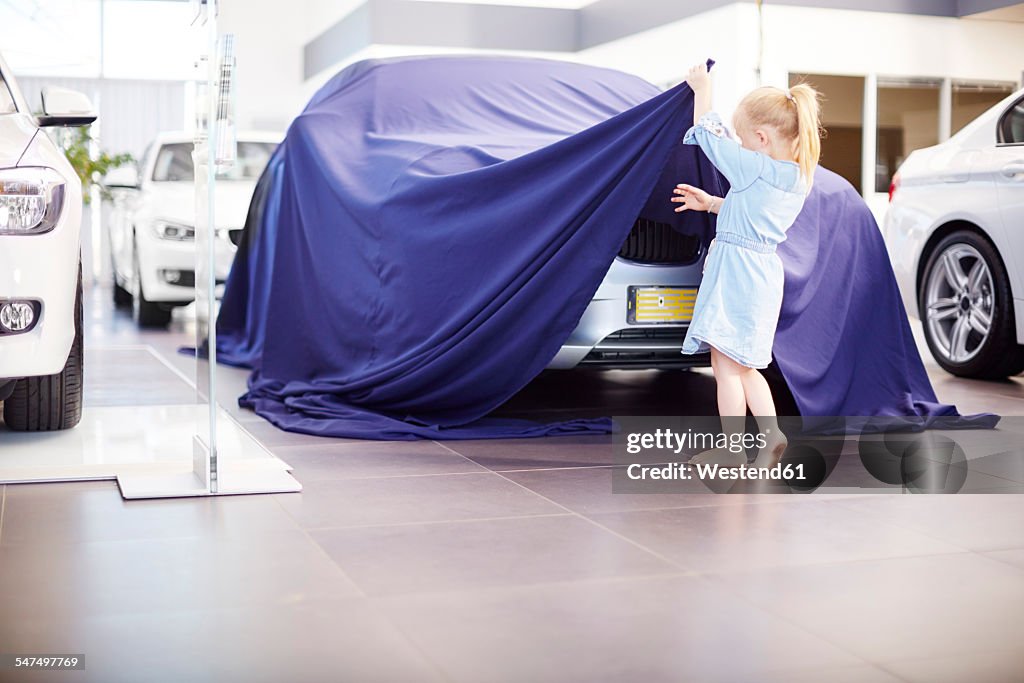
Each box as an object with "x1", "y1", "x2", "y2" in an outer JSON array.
[
  {"x1": 106, "y1": 131, "x2": 280, "y2": 327},
  {"x1": 883, "y1": 86, "x2": 1024, "y2": 379},
  {"x1": 0, "y1": 54, "x2": 95, "y2": 431}
]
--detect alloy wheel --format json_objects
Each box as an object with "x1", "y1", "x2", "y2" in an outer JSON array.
[{"x1": 924, "y1": 243, "x2": 994, "y2": 364}]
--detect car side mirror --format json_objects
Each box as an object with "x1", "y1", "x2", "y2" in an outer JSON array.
[
  {"x1": 104, "y1": 165, "x2": 140, "y2": 190},
  {"x1": 37, "y1": 87, "x2": 97, "y2": 127}
]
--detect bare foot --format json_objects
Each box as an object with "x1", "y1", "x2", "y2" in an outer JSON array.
[
  {"x1": 752, "y1": 432, "x2": 788, "y2": 468},
  {"x1": 688, "y1": 447, "x2": 747, "y2": 467}
]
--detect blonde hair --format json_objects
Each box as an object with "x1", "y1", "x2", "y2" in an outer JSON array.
[{"x1": 737, "y1": 82, "x2": 823, "y2": 191}]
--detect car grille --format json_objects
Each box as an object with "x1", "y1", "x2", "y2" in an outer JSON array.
[
  {"x1": 618, "y1": 218, "x2": 701, "y2": 265},
  {"x1": 579, "y1": 328, "x2": 710, "y2": 368}
]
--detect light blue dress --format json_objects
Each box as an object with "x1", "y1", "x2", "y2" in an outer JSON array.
[{"x1": 680, "y1": 110, "x2": 808, "y2": 369}]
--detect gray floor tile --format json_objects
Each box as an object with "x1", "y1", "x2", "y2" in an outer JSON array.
[
  {"x1": 5, "y1": 282, "x2": 1018, "y2": 681},
  {"x1": 84, "y1": 347, "x2": 195, "y2": 407},
  {"x1": 980, "y1": 547, "x2": 1024, "y2": 572},
  {"x1": 504, "y1": 465, "x2": 792, "y2": 515},
  {"x1": 587, "y1": 500, "x2": 966, "y2": 573},
  {"x1": 445, "y1": 435, "x2": 615, "y2": 470},
  {"x1": 712, "y1": 552, "x2": 1024, "y2": 663},
  {"x1": 750, "y1": 664, "x2": 905, "y2": 683},
  {"x1": 953, "y1": 448, "x2": 1024, "y2": 484},
  {"x1": 273, "y1": 440, "x2": 486, "y2": 482},
  {"x1": 238, "y1": 418, "x2": 365, "y2": 448},
  {"x1": 830, "y1": 495, "x2": 1024, "y2": 551},
  {"x1": 957, "y1": 484, "x2": 1024, "y2": 493},
  {"x1": 376, "y1": 574, "x2": 865, "y2": 683},
  {"x1": 0, "y1": 529, "x2": 361, "y2": 620},
  {"x1": 879, "y1": 650, "x2": 1024, "y2": 683},
  {"x1": 0, "y1": 598, "x2": 441, "y2": 683},
  {"x1": 1, "y1": 480, "x2": 300, "y2": 545},
  {"x1": 311, "y1": 514, "x2": 678, "y2": 596},
  {"x1": 273, "y1": 472, "x2": 563, "y2": 529},
  {"x1": 816, "y1": 457, "x2": 913, "y2": 491}
]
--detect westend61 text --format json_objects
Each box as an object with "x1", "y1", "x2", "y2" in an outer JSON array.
[{"x1": 627, "y1": 462, "x2": 806, "y2": 481}]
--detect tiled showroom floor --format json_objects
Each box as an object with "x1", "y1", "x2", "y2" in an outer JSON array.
[{"x1": 1, "y1": 284, "x2": 1023, "y2": 682}]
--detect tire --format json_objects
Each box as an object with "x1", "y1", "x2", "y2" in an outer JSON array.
[
  {"x1": 131, "y1": 239, "x2": 172, "y2": 328},
  {"x1": 3, "y1": 260, "x2": 84, "y2": 431},
  {"x1": 112, "y1": 277, "x2": 132, "y2": 308},
  {"x1": 918, "y1": 230, "x2": 1024, "y2": 379}
]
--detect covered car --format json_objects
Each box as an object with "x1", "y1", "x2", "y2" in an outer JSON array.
[{"x1": 215, "y1": 55, "x2": 994, "y2": 439}]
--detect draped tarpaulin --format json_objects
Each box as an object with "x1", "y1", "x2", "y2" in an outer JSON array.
[
  {"x1": 774, "y1": 167, "x2": 998, "y2": 432},
  {"x1": 214, "y1": 55, "x2": 996, "y2": 439}
]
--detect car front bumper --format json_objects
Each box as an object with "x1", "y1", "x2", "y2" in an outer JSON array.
[
  {"x1": 0, "y1": 198, "x2": 82, "y2": 380},
  {"x1": 137, "y1": 233, "x2": 237, "y2": 303},
  {"x1": 547, "y1": 257, "x2": 707, "y2": 369}
]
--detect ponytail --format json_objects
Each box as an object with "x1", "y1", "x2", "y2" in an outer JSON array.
[{"x1": 787, "y1": 83, "x2": 822, "y2": 192}]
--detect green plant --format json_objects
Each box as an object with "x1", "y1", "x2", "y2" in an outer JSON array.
[{"x1": 60, "y1": 126, "x2": 134, "y2": 204}]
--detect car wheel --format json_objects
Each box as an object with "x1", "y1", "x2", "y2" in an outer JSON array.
[
  {"x1": 3, "y1": 260, "x2": 84, "y2": 431},
  {"x1": 113, "y1": 276, "x2": 132, "y2": 308},
  {"x1": 131, "y1": 239, "x2": 172, "y2": 328},
  {"x1": 919, "y1": 230, "x2": 1024, "y2": 379}
]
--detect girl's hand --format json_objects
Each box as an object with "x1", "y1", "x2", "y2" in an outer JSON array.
[
  {"x1": 686, "y1": 63, "x2": 710, "y2": 91},
  {"x1": 672, "y1": 184, "x2": 714, "y2": 212}
]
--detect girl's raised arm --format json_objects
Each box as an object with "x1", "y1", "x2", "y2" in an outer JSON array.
[
  {"x1": 683, "y1": 111, "x2": 764, "y2": 191},
  {"x1": 686, "y1": 62, "x2": 712, "y2": 125}
]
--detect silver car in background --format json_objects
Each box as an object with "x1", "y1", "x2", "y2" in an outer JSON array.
[{"x1": 883, "y1": 86, "x2": 1024, "y2": 379}]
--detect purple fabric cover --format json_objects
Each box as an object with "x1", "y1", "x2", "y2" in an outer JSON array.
[{"x1": 214, "y1": 55, "x2": 996, "y2": 439}]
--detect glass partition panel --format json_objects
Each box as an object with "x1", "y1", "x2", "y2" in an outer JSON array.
[{"x1": 191, "y1": 0, "x2": 235, "y2": 493}]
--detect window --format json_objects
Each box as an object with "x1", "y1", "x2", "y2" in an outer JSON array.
[
  {"x1": 998, "y1": 95, "x2": 1024, "y2": 145},
  {"x1": 152, "y1": 144, "x2": 194, "y2": 182},
  {"x1": 0, "y1": 0, "x2": 199, "y2": 80},
  {"x1": 876, "y1": 79, "x2": 941, "y2": 193},
  {"x1": 955, "y1": 84, "x2": 1015, "y2": 137},
  {"x1": 789, "y1": 73, "x2": 865, "y2": 192},
  {"x1": 152, "y1": 142, "x2": 278, "y2": 182}
]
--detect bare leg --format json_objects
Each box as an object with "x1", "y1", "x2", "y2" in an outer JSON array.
[
  {"x1": 713, "y1": 347, "x2": 747, "y2": 417},
  {"x1": 740, "y1": 367, "x2": 788, "y2": 467},
  {"x1": 689, "y1": 347, "x2": 747, "y2": 466}
]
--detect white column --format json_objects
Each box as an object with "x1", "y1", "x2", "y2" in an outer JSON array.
[
  {"x1": 862, "y1": 73, "x2": 877, "y2": 198},
  {"x1": 939, "y1": 77, "x2": 952, "y2": 143}
]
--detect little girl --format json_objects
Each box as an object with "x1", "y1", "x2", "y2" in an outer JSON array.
[{"x1": 671, "y1": 62, "x2": 822, "y2": 467}]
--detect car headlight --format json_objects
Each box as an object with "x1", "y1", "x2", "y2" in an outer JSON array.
[
  {"x1": 0, "y1": 167, "x2": 66, "y2": 236},
  {"x1": 154, "y1": 219, "x2": 195, "y2": 241}
]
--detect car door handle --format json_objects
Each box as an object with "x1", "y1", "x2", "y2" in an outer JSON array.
[{"x1": 1001, "y1": 161, "x2": 1024, "y2": 178}]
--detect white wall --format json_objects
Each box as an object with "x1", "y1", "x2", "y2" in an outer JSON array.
[
  {"x1": 304, "y1": 0, "x2": 367, "y2": 44},
  {"x1": 222, "y1": 1, "x2": 1024, "y2": 161},
  {"x1": 578, "y1": 4, "x2": 751, "y2": 124},
  {"x1": 757, "y1": 4, "x2": 1024, "y2": 86},
  {"x1": 579, "y1": 3, "x2": 1023, "y2": 124}
]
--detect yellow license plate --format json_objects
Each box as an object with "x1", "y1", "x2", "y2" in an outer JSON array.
[{"x1": 627, "y1": 286, "x2": 697, "y2": 324}]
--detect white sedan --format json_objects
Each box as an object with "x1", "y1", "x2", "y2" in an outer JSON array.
[
  {"x1": 106, "y1": 131, "x2": 280, "y2": 327},
  {"x1": 883, "y1": 87, "x2": 1024, "y2": 379},
  {"x1": 1, "y1": 53, "x2": 95, "y2": 431}
]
